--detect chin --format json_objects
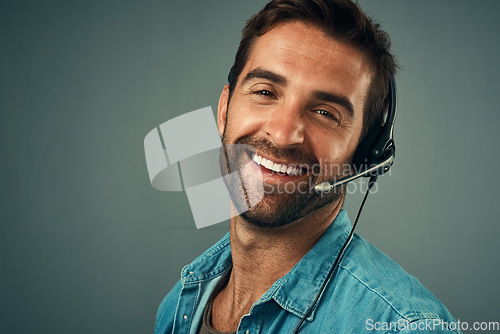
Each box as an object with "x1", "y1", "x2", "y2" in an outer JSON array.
[{"x1": 237, "y1": 188, "x2": 343, "y2": 229}]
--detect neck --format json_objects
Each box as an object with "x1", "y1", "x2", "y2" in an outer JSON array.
[{"x1": 226, "y1": 197, "x2": 343, "y2": 310}]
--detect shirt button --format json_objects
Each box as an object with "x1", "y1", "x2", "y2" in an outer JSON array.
[{"x1": 183, "y1": 315, "x2": 188, "y2": 320}]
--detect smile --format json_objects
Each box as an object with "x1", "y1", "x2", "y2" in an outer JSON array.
[{"x1": 251, "y1": 153, "x2": 308, "y2": 176}]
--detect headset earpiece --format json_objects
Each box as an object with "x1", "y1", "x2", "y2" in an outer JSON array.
[{"x1": 352, "y1": 75, "x2": 397, "y2": 177}]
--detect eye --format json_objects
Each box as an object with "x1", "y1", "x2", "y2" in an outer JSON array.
[
  {"x1": 253, "y1": 90, "x2": 275, "y2": 98},
  {"x1": 315, "y1": 109, "x2": 330, "y2": 116},
  {"x1": 313, "y1": 109, "x2": 340, "y2": 123}
]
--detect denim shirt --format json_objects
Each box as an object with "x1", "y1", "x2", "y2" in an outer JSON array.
[{"x1": 154, "y1": 210, "x2": 460, "y2": 334}]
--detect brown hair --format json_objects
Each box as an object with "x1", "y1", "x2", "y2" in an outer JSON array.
[{"x1": 227, "y1": 0, "x2": 397, "y2": 137}]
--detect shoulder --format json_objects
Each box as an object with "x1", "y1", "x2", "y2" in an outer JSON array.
[
  {"x1": 154, "y1": 280, "x2": 182, "y2": 334},
  {"x1": 153, "y1": 232, "x2": 232, "y2": 333},
  {"x1": 325, "y1": 234, "x2": 460, "y2": 333}
]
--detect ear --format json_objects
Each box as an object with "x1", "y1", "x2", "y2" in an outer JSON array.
[{"x1": 217, "y1": 85, "x2": 230, "y2": 137}]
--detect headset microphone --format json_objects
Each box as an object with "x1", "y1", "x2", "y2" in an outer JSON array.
[
  {"x1": 314, "y1": 155, "x2": 394, "y2": 192},
  {"x1": 314, "y1": 75, "x2": 397, "y2": 193}
]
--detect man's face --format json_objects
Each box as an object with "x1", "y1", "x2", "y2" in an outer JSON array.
[{"x1": 217, "y1": 21, "x2": 372, "y2": 228}]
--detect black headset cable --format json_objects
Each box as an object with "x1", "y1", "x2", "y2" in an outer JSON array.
[{"x1": 292, "y1": 175, "x2": 378, "y2": 333}]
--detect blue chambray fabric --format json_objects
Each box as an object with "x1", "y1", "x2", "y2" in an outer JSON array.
[{"x1": 154, "y1": 210, "x2": 460, "y2": 334}]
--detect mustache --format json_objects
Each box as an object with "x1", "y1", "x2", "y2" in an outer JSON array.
[{"x1": 234, "y1": 136, "x2": 318, "y2": 167}]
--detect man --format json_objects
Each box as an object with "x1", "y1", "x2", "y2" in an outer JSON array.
[{"x1": 155, "y1": 0, "x2": 459, "y2": 333}]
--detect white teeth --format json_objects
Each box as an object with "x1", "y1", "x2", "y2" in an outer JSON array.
[
  {"x1": 272, "y1": 163, "x2": 282, "y2": 173},
  {"x1": 264, "y1": 159, "x2": 274, "y2": 170},
  {"x1": 252, "y1": 153, "x2": 306, "y2": 176}
]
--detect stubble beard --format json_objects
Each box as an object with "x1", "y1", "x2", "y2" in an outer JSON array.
[
  {"x1": 240, "y1": 180, "x2": 344, "y2": 228},
  {"x1": 221, "y1": 134, "x2": 345, "y2": 229}
]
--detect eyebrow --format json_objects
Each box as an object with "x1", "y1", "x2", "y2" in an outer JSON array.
[
  {"x1": 241, "y1": 68, "x2": 288, "y2": 87},
  {"x1": 313, "y1": 91, "x2": 355, "y2": 120}
]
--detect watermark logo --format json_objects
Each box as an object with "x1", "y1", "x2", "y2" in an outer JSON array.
[
  {"x1": 144, "y1": 106, "x2": 264, "y2": 229},
  {"x1": 366, "y1": 318, "x2": 500, "y2": 333}
]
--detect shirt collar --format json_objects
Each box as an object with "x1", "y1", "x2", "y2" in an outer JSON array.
[
  {"x1": 180, "y1": 210, "x2": 351, "y2": 321},
  {"x1": 180, "y1": 232, "x2": 232, "y2": 285}
]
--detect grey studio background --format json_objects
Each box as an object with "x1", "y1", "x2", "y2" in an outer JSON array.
[{"x1": 1, "y1": 0, "x2": 499, "y2": 333}]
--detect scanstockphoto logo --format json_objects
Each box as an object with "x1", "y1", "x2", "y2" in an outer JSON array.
[{"x1": 144, "y1": 106, "x2": 390, "y2": 228}]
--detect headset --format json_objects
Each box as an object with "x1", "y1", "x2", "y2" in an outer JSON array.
[{"x1": 294, "y1": 75, "x2": 397, "y2": 333}]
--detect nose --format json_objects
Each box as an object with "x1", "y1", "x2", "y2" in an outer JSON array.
[{"x1": 262, "y1": 103, "x2": 305, "y2": 147}]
